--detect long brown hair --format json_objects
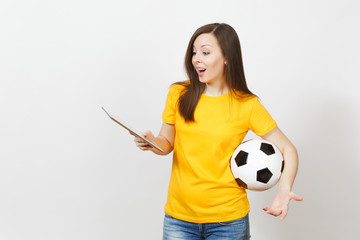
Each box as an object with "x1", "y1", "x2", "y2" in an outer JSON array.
[{"x1": 173, "y1": 23, "x2": 255, "y2": 123}]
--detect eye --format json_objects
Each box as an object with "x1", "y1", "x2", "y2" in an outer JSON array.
[
  {"x1": 203, "y1": 51, "x2": 210, "y2": 55},
  {"x1": 192, "y1": 51, "x2": 196, "y2": 55}
]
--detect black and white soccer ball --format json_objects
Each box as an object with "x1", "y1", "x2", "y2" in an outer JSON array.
[{"x1": 230, "y1": 138, "x2": 284, "y2": 191}]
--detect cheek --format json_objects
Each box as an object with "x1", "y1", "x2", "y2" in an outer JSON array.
[
  {"x1": 209, "y1": 53, "x2": 224, "y2": 65},
  {"x1": 209, "y1": 58, "x2": 225, "y2": 73},
  {"x1": 191, "y1": 58, "x2": 196, "y2": 68}
]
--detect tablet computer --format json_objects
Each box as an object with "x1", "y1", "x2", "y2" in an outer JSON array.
[{"x1": 102, "y1": 107, "x2": 164, "y2": 152}]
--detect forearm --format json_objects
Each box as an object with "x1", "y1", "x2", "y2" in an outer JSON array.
[
  {"x1": 261, "y1": 127, "x2": 303, "y2": 219},
  {"x1": 150, "y1": 135, "x2": 174, "y2": 155},
  {"x1": 277, "y1": 144, "x2": 299, "y2": 192}
]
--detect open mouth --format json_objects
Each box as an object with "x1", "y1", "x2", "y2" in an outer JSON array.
[{"x1": 197, "y1": 68, "x2": 206, "y2": 75}]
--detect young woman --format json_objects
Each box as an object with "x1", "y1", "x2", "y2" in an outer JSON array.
[{"x1": 132, "y1": 23, "x2": 302, "y2": 240}]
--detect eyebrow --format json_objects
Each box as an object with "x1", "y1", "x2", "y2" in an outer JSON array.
[{"x1": 193, "y1": 44, "x2": 212, "y2": 49}]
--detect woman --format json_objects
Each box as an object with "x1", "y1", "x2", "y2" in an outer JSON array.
[{"x1": 133, "y1": 23, "x2": 302, "y2": 240}]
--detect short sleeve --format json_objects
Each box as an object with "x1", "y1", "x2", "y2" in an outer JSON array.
[
  {"x1": 249, "y1": 98, "x2": 277, "y2": 136},
  {"x1": 162, "y1": 85, "x2": 182, "y2": 124}
]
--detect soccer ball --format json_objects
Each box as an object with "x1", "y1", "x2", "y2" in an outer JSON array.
[{"x1": 230, "y1": 138, "x2": 284, "y2": 191}]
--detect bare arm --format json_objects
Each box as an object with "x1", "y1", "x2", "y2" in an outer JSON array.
[
  {"x1": 261, "y1": 126, "x2": 303, "y2": 220},
  {"x1": 132, "y1": 122, "x2": 175, "y2": 155},
  {"x1": 262, "y1": 126, "x2": 298, "y2": 191}
]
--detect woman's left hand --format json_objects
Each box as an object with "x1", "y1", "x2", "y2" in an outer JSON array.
[{"x1": 262, "y1": 190, "x2": 303, "y2": 221}]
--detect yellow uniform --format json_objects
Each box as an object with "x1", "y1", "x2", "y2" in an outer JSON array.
[{"x1": 162, "y1": 83, "x2": 277, "y2": 223}]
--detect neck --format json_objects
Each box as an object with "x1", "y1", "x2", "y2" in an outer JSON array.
[{"x1": 203, "y1": 81, "x2": 229, "y2": 97}]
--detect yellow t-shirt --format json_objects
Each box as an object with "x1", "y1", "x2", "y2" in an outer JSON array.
[{"x1": 162, "y1": 83, "x2": 277, "y2": 223}]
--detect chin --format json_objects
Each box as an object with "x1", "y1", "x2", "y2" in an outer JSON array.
[{"x1": 199, "y1": 77, "x2": 210, "y2": 84}]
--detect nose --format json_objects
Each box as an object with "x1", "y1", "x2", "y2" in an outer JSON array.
[{"x1": 192, "y1": 53, "x2": 201, "y2": 64}]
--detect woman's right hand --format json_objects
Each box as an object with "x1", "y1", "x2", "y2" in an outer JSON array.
[
  {"x1": 131, "y1": 130, "x2": 155, "y2": 151},
  {"x1": 130, "y1": 122, "x2": 175, "y2": 155}
]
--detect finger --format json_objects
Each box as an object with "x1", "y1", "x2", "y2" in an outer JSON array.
[
  {"x1": 263, "y1": 207, "x2": 281, "y2": 217},
  {"x1": 134, "y1": 138, "x2": 144, "y2": 144},
  {"x1": 139, "y1": 146, "x2": 151, "y2": 151},
  {"x1": 271, "y1": 208, "x2": 282, "y2": 216},
  {"x1": 137, "y1": 142, "x2": 151, "y2": 147},
  {"x1": 138, "y1": 143, "x2": 152, "y2": 150},
  {"x1": 134, "y1": 136, "x2": 148, "y2": 144},
  {"x1": 142, "y1": 131, "x2": 154, "y2": 140},
  {"x1": 280, "y1": 208, "x2": 288, "y2": 221},
  {"x1": 290, "y1": 193, "x2": 303, "y2": 201},
  {"x1": 134, "y1": 137, "x2": 144, "y2": 143},
  {"x1": 263, "y1": 206, "x2": 276, "y2": 215}
]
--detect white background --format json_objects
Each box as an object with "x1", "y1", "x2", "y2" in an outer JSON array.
[{"x1": 1, "y1": 0, "x2": 359, "y2": 239}]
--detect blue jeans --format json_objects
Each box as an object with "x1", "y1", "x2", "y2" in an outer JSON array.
[{"x1": 163, "y1": 213, "x2": 250, "y2": 240}]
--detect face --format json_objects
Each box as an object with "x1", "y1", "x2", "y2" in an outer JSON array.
[{"x1": 192, "y1": 33, "x2": 227, "y2": 86}]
